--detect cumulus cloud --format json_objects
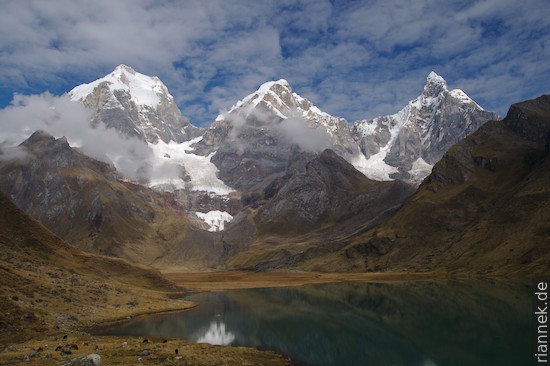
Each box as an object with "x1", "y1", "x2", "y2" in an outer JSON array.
[
  {"x1": 0, "y1": 0, "x2": 549, "y2": 125},
  {"x1": 0, "y1": 93, "x2": 93, "y2": 145},
  {"x1": 276, "y1": 117, "x2": 332, "y2": 153},
  {"x1": 0, "y1": 144, "x2": 29, "y2": 161},
  {"x1": 0, "y1": 93, "x2": 184, "y2": 182}
]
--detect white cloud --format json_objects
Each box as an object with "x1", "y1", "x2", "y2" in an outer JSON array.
[
  {"x1": 0, "y1": 92, "x2": 185, "y2": 182},
  {"x1": 0, "y1": 0, "x2": 549, "y2": 126},
  {"x1": 276, "y1": 117, "x2": 332, "y2": 153}
]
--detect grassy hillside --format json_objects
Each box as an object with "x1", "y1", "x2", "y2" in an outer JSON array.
[{"x1": 0, "y1": 190, "x2": 191, "y2": 343}]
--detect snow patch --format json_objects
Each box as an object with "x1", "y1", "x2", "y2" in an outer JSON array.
[
  {"x1": 408, "y1": 157, "x2": 433, "y2": 184},
  {"x1": 351, "y1": 152, "x2": 398, "y2": 181},
  {"x1": 356, "y1": 120, "x2": 378, "y2": 135},
  {"x1": 195, "y1": 210, "x2": 233, "y2": 232},
  {"x1": 450, "y1": 89, "x2": 484, "y2": 110},
  {"x1": 148, "y1": 137, "x2": 234, "y2": 195},
  {"x1": 352, "y1": 105, "x2": 413, "y2": 181}
]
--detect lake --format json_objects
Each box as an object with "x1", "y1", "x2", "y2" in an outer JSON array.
[{"x1": 95, "y1": 280, "x2": 532, "y2": 366}]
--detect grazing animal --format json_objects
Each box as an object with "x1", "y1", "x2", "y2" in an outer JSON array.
[
  {"x1": 163, "y1": 339, "x2": 168, "y2": 343},
  {"x1": 142, "y1": 339, "x2": 149, "y2": 343},
  {"x1": 55, "y1": 346, "x2": 63, "y2": 351},
  {"x1": 175, "y1": 348, "x2": 179, "y2": 355},
  {"x1": 62, "y1": 335, "x2": 68, "y2": 340}
]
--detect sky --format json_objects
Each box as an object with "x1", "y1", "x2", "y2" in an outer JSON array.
[{"x1": 0, "y1": 0, "x2": 549, "y2": 127}]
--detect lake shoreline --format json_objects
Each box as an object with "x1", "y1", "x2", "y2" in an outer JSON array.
[
  {"x1": 89, "y1": 276, "x2": 533, "y2": 366},
  {"x1": 1, "y1": 270, "x2": 530, "y2": 365},
  {"x1": 162, "y1": 270, "x2": 471, "y2": 291}
]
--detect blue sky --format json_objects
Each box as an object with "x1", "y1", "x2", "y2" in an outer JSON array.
[{"x1": 1, "y1": 0, "x2": 549, "y2": 127}]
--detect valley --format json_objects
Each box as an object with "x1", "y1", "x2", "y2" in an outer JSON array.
[
  {"x1": 0, "y1": 65, "x2": 548, "y2": 365},
  {"x1": 2, "y1": 65, "x2": 536, "y2": 275}
]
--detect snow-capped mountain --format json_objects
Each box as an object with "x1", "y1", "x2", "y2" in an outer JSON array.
[
  {"x1": 216, "y1": 79, "x2": 348, "y2": 136},
  {"x1": 352, "y1": 72, "x2": 499, "y2": 183},
  {"x1": 68, "y1": 65, "x2": 234, "y2": 197},
  {"x1": 69, "y1": 64, "x2": 202, "y2": 144},
  {"x1": 196, "y1": 79, "x2": 367, "y2": 190}
]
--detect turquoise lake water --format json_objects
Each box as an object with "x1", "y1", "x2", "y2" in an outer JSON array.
[{"x1": 95, "y1": 280, "x2": 532, "y2": 366}]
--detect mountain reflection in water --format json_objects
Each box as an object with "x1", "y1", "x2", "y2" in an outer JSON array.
[
  {"x1": 94, "y1": 280, "x2": 531, "y2": 366},
  {"x1": 197, "y1": 320, "x2": 235, "y2": 345}
]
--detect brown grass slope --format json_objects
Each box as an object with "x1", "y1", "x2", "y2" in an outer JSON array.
[
  {"x1": 0, "y1": 190, "x2": 190, "y2": 342},
  {"x1": 0, "y1": 190, "x2": 288, "y2": 365},
  {"x1": 320, "y1": 95, "x2": 550, "y2": 276}
]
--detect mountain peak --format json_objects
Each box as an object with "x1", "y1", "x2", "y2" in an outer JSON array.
[
  {"x1": 218, "y1": 78, "x2": 335, "y2": 123},
  {"x1": 113, "y1": 64, "x2": 136, "y2": 74},
  {"x1": 68, "y1": 65, "x2": 201, "y2": 144},
  {"x1": 352, "y1": 71, "x2": 499, "y2": 183},
  {"x1": 69, "y1": 65, "x2": 172, "y2": 108},
  {"x1": 257, "y1": 79, "x2": 291, "y2": 92},
  {"x1": 424, "y1": 71, "x2": 448, "y2": 96},
  {"x1": 426, "y1": 71, "x2": 446, "y2": 84}
]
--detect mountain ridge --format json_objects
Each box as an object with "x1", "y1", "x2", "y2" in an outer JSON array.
[{"x1": 66, "y1": 65, "x2": 498, "y2": 190}]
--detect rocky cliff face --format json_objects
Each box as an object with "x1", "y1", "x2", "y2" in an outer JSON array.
[
  {"x1": 335, "y1": 95, "x2": 550, "y2": 275},
  {"x1": 0, "y1": 131, "x2": 139, "y2": 250},
  {"x1": 221, "y1": 149, "x2": 415, "y2": 270},
  {"x1": 69, "y1": 64, "x2": 202, "y2": 144},
  {"x1": 254, "y1": 149, "x2": 414, "y2": 234},
  {"x1": 352, "y1": 72, "x2": 499, "y2": 183}
]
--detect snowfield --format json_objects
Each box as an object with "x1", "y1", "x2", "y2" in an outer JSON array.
[
  {"x1": 148, "y1": 136, "x2": 234, "y2": 195},
  {"x1": 195, "y1": 210, "x2": 233, "y2": 232}
]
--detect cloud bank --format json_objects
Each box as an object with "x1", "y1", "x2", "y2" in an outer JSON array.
[
  {"x1": 0, "y1": 93, "x2": 184, "y2": 182},
  {"x1": 0, "y1": 0, "x2": 549, "y2": 125},
  {"x1": 276, "y1": 117, "x2": 332, "y2": 153}
]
